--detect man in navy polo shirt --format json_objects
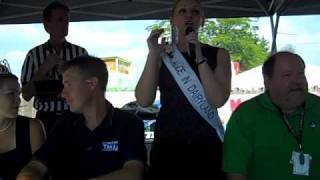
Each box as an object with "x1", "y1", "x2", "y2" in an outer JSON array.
[{"x1": 17, "y1": 55, "x2": 146, "y2": 180}]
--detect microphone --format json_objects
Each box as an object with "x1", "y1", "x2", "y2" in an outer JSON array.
[{"x1": 186, "y1": 27, "x2": 196, "y2": 60}]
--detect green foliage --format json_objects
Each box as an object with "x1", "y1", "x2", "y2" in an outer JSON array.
[
  {"x1": 106, "y1": 77, "x2": 135, "y2": 92},
  {"x1": 147, "y1": 18, "x2": 270, "y2": 71}
]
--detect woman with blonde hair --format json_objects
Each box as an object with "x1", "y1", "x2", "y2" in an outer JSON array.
[{"x1": 135, "y1": 0, "x2": 231, "y2": 179}]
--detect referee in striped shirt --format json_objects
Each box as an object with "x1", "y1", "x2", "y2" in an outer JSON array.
[{"x1": 21, "y1": 1, "x2": 88, "y2": 133}]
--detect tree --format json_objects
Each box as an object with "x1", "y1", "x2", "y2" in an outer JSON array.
[{"x1": 147, "y1": 18, "x2": 269, "y2": 71}]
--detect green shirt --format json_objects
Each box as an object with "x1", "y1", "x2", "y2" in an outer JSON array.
[{"x1": 223, "y1": 93, "x2": 320, "y2": 180}]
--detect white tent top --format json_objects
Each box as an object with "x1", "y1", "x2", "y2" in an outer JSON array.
[
  {"x1": 232, "y1": 64, "x2": 320, "y2": 90},
  {"x1": 232, "y1": 65, "x2": 263, "y2": 90}
]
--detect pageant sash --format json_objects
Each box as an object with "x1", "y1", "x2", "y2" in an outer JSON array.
[{"x1": 161, "y1": 45, "x2": 224, "y2": 141}]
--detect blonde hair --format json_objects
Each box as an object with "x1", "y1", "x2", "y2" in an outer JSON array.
[{"x1": 171, "y1": 0, "x2": 203, "y2": 17}]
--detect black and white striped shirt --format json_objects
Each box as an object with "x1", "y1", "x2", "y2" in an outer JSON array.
[{"x1": 21, "y1": 41, "x2": 88, "y2": 112}]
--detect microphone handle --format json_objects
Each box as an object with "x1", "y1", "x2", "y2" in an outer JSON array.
[
  {"x1": 189, "y1": 43, "x2": 196, "y2": 60},
  {"x1": 185, "y1": 27, "x2": 196, "y2": 59}
]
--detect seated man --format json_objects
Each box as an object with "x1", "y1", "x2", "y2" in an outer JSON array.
[
  {"x1": 17, "y1": 55, "x2": 146, "y2": 180},
  {"x1": 223, "y1": 51, "x2": 320, "y2": 180}
]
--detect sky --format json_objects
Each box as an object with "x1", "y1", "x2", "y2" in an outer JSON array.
[
  {"x1": 0, "y1": 15, "x2": 319, "y2": 86},
  {"x1": 256, "y1": 15, "x2": 320, "y2": 66},
  {"x1": 0, "y1": 20, "x2": 153, "y2": 85}
]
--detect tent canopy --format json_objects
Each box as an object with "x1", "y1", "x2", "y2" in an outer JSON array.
[{"x1": 1, "y1": 0, "x2": 320, "y2": 24}]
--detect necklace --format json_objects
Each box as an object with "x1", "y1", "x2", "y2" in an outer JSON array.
[{"x1": 0, "y1": 120, "x2": 13, "y2": 133}]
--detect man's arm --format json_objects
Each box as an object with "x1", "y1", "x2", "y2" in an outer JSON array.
[
  {"x1": 88, "y1": 160, "x2": 144, "y2": 180},
  {"x1": 16, "y1": 160, "x2": 48, "y2": 180},
  {"x1": 21, "y1": 53, "x2": 63, "y2": 101},
  {"x1": 227, "y1": 173, "x2": 247, "y2": 180},
  {"x1": 21, "y1": 66, "x2": 48, "y2": 101}
]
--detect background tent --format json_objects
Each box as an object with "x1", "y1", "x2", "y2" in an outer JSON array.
[
  {"x1": 232, "y1": 64, "x2": 320, "y2": 91},
  {"x1": 232, "y1": 65, "x2": 264, "y2": 91}
]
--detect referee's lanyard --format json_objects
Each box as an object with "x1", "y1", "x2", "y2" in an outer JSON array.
[{"x1": 282, "y1": 108, "x2": 305, "y2": 164}]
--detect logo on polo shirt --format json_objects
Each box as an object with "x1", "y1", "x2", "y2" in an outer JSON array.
[
  {"x1": 310, "y1": 120, "x2": 317, "y2": 128},
  {"x1": 102, "y1": 141, "x2": 118, "y2": 152}
]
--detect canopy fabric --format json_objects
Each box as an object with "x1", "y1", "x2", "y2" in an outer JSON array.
[{"x1": 0, "y1": 0, "x2": 320, "y2": 24}]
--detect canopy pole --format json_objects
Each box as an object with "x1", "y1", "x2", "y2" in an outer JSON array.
[{"x1": 270, "y1": 13, "x2": 280, "y2": 54}]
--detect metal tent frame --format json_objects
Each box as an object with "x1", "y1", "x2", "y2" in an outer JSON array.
[{"x1": 1, "y1": 0, "x2": 320, "y2": 52}]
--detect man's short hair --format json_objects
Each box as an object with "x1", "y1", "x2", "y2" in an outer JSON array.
[
  {"x1": 262, "y1": 51, "x2": 305, "y2": 79},
  {"x1": 43, "y1": 1, "x2": 69, "y2": 21},
  {"x1": 62, "y1": 55, "x2": 108, "y2": 92}
]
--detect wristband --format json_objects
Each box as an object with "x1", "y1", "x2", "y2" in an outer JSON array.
[{"x1": 196, "y1": 58, "x2": 207, "y2": 66}]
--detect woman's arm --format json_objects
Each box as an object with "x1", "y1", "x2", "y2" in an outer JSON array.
[
  {"x1": 135, "y1": 29, "x2": 165, "y2": 107},
  {"x1": 186, "y1": 30, "x2": 231, "y2": 108},
  {"x1": 197, "y1": 47, "x2": 231, "y2": 108},
  {"x1": 30, "y1": 118, "x2": 46, "y2": 154}
]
